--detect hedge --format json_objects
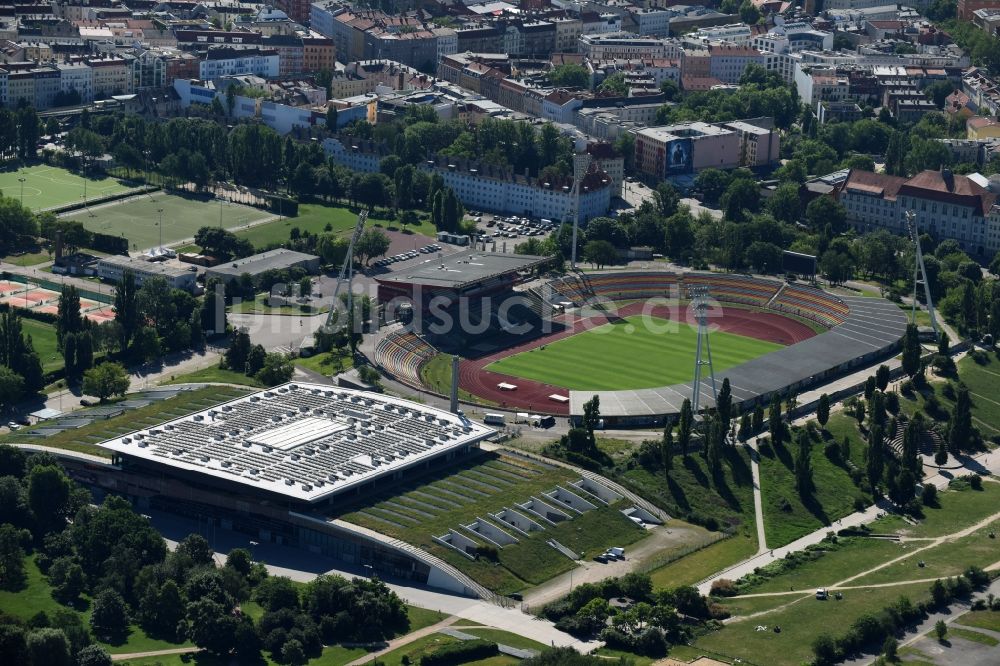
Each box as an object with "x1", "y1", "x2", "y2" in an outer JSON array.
[{"x1": 419, "y1": 640, "x2": 498, "y2": 666}]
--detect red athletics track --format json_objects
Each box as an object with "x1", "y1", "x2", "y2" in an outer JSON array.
[{"x1": 458, "y1": 302, "x2": 818, "y2": 415}]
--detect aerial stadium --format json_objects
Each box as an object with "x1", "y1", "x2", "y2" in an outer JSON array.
[{"x1": 372, "y1": 265, "x2": 910, "y2": 426}]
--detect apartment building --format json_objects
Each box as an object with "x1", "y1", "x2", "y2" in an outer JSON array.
[
  {"x1": 199, "y1": 47, "x2": 279, "y2": 79},
  {"x1": 578, "y1": 33, "x2": 682, "y2": 60}
]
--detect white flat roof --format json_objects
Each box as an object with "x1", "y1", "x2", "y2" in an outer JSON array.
[{"x1": 96, "y1": 383, "x2": 495, "y2": 503}]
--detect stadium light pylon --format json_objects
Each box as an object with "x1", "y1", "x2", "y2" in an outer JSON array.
[{"x1": 689, "y1": 285, "x2": 717, "y2": 417}]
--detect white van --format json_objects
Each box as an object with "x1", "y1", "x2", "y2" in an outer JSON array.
[{"x1": 483, "y1": 413, "x2": 506, "y2": 426}]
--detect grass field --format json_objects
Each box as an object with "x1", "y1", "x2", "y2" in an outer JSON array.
[
  {"x1": 647, "y1": 532, "x2": 758, "y2": 590},
  {"x1": 421, "y1": 354, "x2": 496, "y2": 406},
  {"x1": 294, "y1": 350, "x2": 354, "y2": 376},
  {"x1": 22, "y1": 318, "x2": 62, "y2": 373},
  {"x1": 338, "y1": 451, "x2": 649, "y2": 595},
  {"x1": 758, "y1": 427, "x2": 872, "y2": 548},
  {"x1": 0, "y1": 164, "x2": 132, "y2": 211},
  {"x1": 695, "y1": 582, "x2": 932, "y2": 666},
  {"x1": 486, "y1": 316, "x2": 782, "y2": 390},
  {"x1": 162, "y1": 365, "x2": 263, "y2": 388},
  {"x1": 63, "y1": 191, "x2": 272, "y2": 250},
  {"x1": 0, "y1": 386, "x2": 252, "y2": 455},
  {"x1": 233, "y1": 203, "x2": 435, "y2": 251}
]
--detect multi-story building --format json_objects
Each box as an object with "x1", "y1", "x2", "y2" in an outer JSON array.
[
  {"x1": 579, "y1": 33, "x2": 682, "y2": 60},
  {"x1": 302, "y1": 31, "x2": 335, "y2": 71},
  {"x1": 634, "y1": 119, "x2": 779, "y2": 178},
  {"x1": 263, "y1": 34, "x2": 303, "y2": 76},
  {"x1": 837, "y1": 168, "x2": 1000, "y2": 256},
  {"x1": 96, "y1": 255, "x2": 197, "y2": 291},
  {"x1": 552, "y1": 17, "x2": 582, "y2": 52},
  {"x1": 85, "y1": 54, "x2": 134, "y2": 98},
  {"x1": 708, "y1": 44, "x2": 766, "y2": 84},
  {"x1": 322, "y1": 136, "x2": 613, "y2": 220},
  {"x1": 581, "y1": 12, "x2": 622, "y2": 35},
  {"x1": 629, "y1": 8, "x2": 674, "y2": 38},
  {"x1": 199, "y1": 47, "x2": 279, "y2": 79},
  {"x1": 959, "y1": 0, "x2": 1000, "y2": 20},
  {"x1": 274, "y1": 0, "x2": 312, "y2": 24},
  {"x1": 683, "y1": 23, "x2": 754, "y2": 46},
  {"x1": 1, "y1": 62, "x2": 60, "y2": 108},
  {"x1": 133, "y1": 47, "x2": 199, "y2": 89},
  {"x1": 56, "y1": 61, "x2": 92, "y2": 102}
]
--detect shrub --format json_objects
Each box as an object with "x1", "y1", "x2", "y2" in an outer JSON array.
[
  {"x1": 420, "y1": 640, "x2": 498, "y2": 666},
  {"x1": 824, "y1": 441, "x2": 842, "y2": 463},
  {"x1": 710, "y1": 579, "x2": 738, "y2": 597},
  {"x1": 885, "y1": 392, "x2": 900, "y2": 414},
  {"x1": 921, "y1": 484, "x2": 938, "y2": 507}
]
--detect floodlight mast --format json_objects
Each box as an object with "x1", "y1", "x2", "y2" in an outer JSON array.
[
  {"x1": 325, "y1": 209, "x2": 369, "y2": 331},
  {"x1": 566, "y1": 153, "x2": 591, "y2": 270},
  {"x1": 905, "y1": 209, "x2": 938, "y2": 335},
  {"x1": 689, "y1": 285, "x2": 717, "y2": 416}
]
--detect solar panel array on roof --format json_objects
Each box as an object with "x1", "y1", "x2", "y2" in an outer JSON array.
[{"x1": 97, "y1": 383, "x2": 494, "y2": 502}]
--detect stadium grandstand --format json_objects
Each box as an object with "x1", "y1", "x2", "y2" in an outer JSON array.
[{"x1": 373, "y1": 328, "x2": 437, "y2": 386}]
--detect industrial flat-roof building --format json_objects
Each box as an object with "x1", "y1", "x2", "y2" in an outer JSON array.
[
  {"x1": 96, "y1": 255, "x2": 197, "y2": 291},
  {"x1": 205, "y1": 248, "x2": 321, "y2": 283}
]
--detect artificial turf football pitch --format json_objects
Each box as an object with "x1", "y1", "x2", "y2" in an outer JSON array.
[{"x1": 485, "y1": 315, "x2": 782, "y2": 391}]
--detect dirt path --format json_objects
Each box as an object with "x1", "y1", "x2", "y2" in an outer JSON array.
[
  {"x1": 723, "y1": 513, "x2": 1000, "y2": 622},
  {"x1": 343, "y1": 616, "x2": 458, "y2": 666},
  {"x1": 111, "y1": 647, "x2": 200, "y2": 661}
]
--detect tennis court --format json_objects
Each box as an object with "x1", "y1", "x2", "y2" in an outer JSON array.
[
  {"x1": 0, "y1": 165, "x2": 133, "y2": 211},
  {"x1": 63, "y1": 191, "x2": 274, "y2": 250}
]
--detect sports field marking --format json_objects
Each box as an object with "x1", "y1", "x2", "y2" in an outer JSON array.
[
  {"x1": 0, "y1": 165, "x2": 132, "y2": 210},
  {"x1": 485, "y1": 315, "x2": 782, "y2": 391}
]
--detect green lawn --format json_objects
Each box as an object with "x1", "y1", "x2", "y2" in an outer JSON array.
[
  {"x1": 338, "y1": 451, "x2": 649, "y2": 595},
  {"x1": 758, "y1": 427, "x2": 872, "y2": 548},
  {"x1": 0, "y1": 164, "x2": 133, "y2": 211},
  {"x1": 486, "y1": 316, "x2": 782, "y2": 390},
  {"x1": 294, "y1": 350, "x2": 354, "y2": 377},
  {"x1": 648, "y1": 532, "x2": 758, "y2": 590},
  {"x1": 227, "y1": 292, "x2": 327, "y2": 316},
  {"x1": 849, "y1": 517, "x2": 1000, "y2": 587},
  {"x1": 233, "y1": 202, "x2": 434, "y2": 251},
  {"x1": 421, "y1": 353, "x2": 495, "y2": 406},
  {"x1": 958, "y1": 610, "x2": 1000, "y2": 633},
  {"x1": 1, "y1": 250, "x2": 51, "y2": 266},
  {"x1": 869, "y1": 481, "x2": 1000, "y2": 539},
  {"x1": 22, "y1": 317, "x2": 62, "y2": 373},
  {"x1": 63, "y1": 191, "x2": 271, "y2": 250},
  {"x1": 694, "y1": 582, "x2": 932, "y2": 666},
  {"x1": 955, "y1": 352, "x2": 1000, "y2": 434},
  {"x1": 457, "y1": 628, "x2": 546, "y2": 651},
  {"x1": 0, "y1": 386, "x2": 252, "y2": 455},
  {"x1": 0, "y1": 555, "x2": 195, "y2": 655},
  {"x1": 162, "y1": 365, "x2": 263, "y2": 388}
]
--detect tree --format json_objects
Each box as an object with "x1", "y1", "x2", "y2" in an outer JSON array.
[
  {"x1": 548, "y1": 63, "x2": 590, "y2": 88},
  {"x1": 717, "y1": 378, "x2": 733, "y2": 436},
  {"x1": 876, "y1": 364, "x2": 890, "y2": 392},
  {"x1": 187, "y1": 598, "x2": 239, "y2": 655},
  {"x1": 354, "y1": 228, "x2": 391, "y2": 266},
  {"x1": 794, "y1": 431, "x2": 814, "y2": 496},
  {"x1": 113, "y1": 269, "x2": 140, "y2": 353},
  {"x1": 816, "y1": 393, "x2": 830, "y2": 427},
  {"x1": 27, "y1": 628, "x2": 71, "y2": 666},
  {"x1": 721, "y1": 178, "x2": 759, "y2": 222},
  {"x1": 583, "y1": 240, "x2": 617, "y2": 269},
  {"x1": 48, "y1": 556, "x2": 85, "y2": 602},
  {"x1": 582, "y1": 395, "x2": 601, "y2": 451},
  {"x1": 325, "y1": 105, "x2": 338, "y2": 130},
  {"x1": 949, "y1": 384, "x2": 973, "y2": 454},
  {"x1": 768, "y1": 393, "x2": 784, "y2": 448},
  {"x1": 807, "y1": 197, "x2": 846, "y2": 233},
  {"x1": 866, "y1": 425, "x2": 885, "y2": 495},
  {"x1": 677, "y1": 399, "x2": 692, "y2": 457},
  {"x1": 902, "y1": 324, "x2": 921, "y2": 377},
  {"x1": 283, "y1": 638, "x2": 307, "y2": 666},
  {"x1": 934, "y1": 619, "x2": 947, "y2": 641},
  {"x1": 0, "y1": 523, "x2": 27, "y2": 590},
  {"x1": 766, "y1": 183, "x2": 802, "y2": 224},
  {"x1": 660, "y1": 425, "x2": 673, "y2": 473},
  {"x1": 694, "y1": 169, "x2": 731, "y2": 204},
  {"x1": 82, "y1": 363, "x2": 130, "y2": 403},
  {"x1": 812, "y1": 633, "x2": 838, "y2": 666},
  {"x1": 77, "y1": 644, "x2": 113, "y2": 666},
  {"x1": 0, "y1": 366, "x2": 25, "y2": 410},
  {"x1": 177, "y1": 533, "x2": 214, "y2": 567},
  {"x1": 56, "y1": 286, "x2": 82, "y2": 349},
  {"x1": 28, "y1": 464, "x2": 71, "y2": 534},
  {"x1": 256, "y1": 353, "x2": 295, "y2": 386},
  {"x1": 90, "y1": 589, "x2": 129, "y2": 641},
  {"x1": 739, "y1": 0, "x2": 761, "y2": 23},
  {"x1": 820, "y1": 250, "x2": 854, "y2": 285}
]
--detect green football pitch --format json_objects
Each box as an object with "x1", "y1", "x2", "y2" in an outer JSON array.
[
  {"x1": 486, "y1": 315, "x2": 783, "y2": 390},
  {"x1": 63, "y1": 192, "x2": 273, "y2": 250},
  {"x1": 0, "y1": 165, "x2": 133, "y2": 211}
]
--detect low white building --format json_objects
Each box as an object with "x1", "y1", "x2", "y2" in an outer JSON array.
[{"x1": 97, "y1": 255, "x2": 197, "y2": 291}]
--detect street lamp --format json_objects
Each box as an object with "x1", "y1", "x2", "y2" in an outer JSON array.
[
  {"x1": 157, "y1": 208, "x2": 164, "y2": 250},
  {"x1": 17, "y1": 177, "x2": 25, "y2": 206}
]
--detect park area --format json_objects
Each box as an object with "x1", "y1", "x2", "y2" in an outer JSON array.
[
  {"x1": 338, "y1": 451, "x2": 650, "y2": 596},
  {"x1": 62, "y1": 191, "x2": 273, "y2": 250},
  {"x1": 0, "y1": 165, "x2": 134, "y2": 211},
  {"x1": 486, "y1": 315, "x2": 782, "y2": 391}
]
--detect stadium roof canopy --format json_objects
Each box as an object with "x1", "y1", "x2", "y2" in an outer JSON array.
[
  {"x1": 96, "y1": 383, "x2": 494, "y2": 503},
  {"x1": 378, "y1": 250, "x2": 548, "y2": 290}
]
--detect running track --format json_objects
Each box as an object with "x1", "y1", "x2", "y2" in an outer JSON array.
[{"x1": 459, "y1": 303, "x2": 817, "y2": 415}]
